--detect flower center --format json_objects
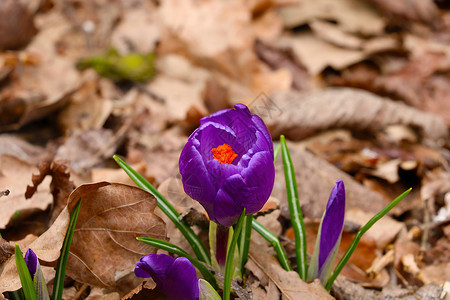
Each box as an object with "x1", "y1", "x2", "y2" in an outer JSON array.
[{"x1": 212, "y1": 144, "x2": 238, "y2": 164}]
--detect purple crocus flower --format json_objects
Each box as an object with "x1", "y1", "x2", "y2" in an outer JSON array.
[
  {"x1": 179, "y1": 104, "x2": 275, "y2": 227},
  {"x1": 135, "y1": 254, "x2": 199, "y2": 300},
  {"x1": 25, "y1": 248, "x2": 38, "y2": 278},
  {"x1": 308, "y1": 180, "x2": 346, "y2": 284}
]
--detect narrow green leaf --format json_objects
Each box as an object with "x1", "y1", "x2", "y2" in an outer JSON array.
[
  {"x1": 113, "y1": 155, "x2": 210, "y2": 264},
  {"x1": 199, "y1": 279, "x2": 222, "y2": 300},
  {"x1": 252, "y1": 219, "x2": 291, "y2": 271},
  {"x1": 137, "y1": 237, "x2": 218, "y2": 290},
  {"x1": 324, "y1": 188, "x2": 412, "y2": 290},
  {"x1": 223, "y1": 209, "x2": 246, "y2": 300},
  {"x1": 14, "y1": 245, "x2": 37, "y2": 300},
  {"x1": 280, "y1": 135, "x2": 307, "y2": 279},
  {"x1": 53, "y1": 199, "x2": 82, "y2": 300},
  {"x1": 239, "y1": 214, "x2": 253, "y2": 273}
]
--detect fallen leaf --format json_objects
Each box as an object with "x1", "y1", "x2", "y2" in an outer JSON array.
[
  {"x1": 247, "y1": 239, "x2": 333, "y2": 300},
  {"x1": 0, "y1": 155, "x2": 52, "y2": 229},
  {"x1": 65, "y1": 182, "x2": 167, "y2": 289},
  {"x1": 262, "y1": 88, "x2": 448, "y2": 143},
  {"x1": 272, "y1": 146, "x2": 387, "y2": 220},
  {"x1": 277, "y1": 0, "x2": 385, "y2": 35},
  {"x1": 25, "y1": 160, "x2": 75, "y2": 223},
  {"x1": 368, "y1": 0, "x2": 439, "y2": 25}
]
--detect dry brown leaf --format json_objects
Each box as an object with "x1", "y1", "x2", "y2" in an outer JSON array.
[
  {"x1": 368, "y1": 0, "x2": 439, "y2": 25},
  {"x1": 55, "y1": 129, "x2": 118, "y2": 174},
  {"x1": 0, "y1": 10, "x2": 79, "y2": 131},
  {"x1": 158, "y1": 0, "x2": 257, "y2": 81},
  {"x1": 310, "y1": 20, "x2": 364, "y2": 50},
  {"x1": 0, "y1": 134, "x2": 48, "y2": 164},
  {"x1": 0, "y1": 155, "x2": 52, "y2": 229},
  {"x1": 272, "y1": 147, "x2": 387, "y2": 219},
  {"x1": 262, "y1": 88, "x2": 448, "y2": 143},
  {"x1": 110, "y1": 4, "x2": 160, "y2": 54},
  {"x1": 345, "y1": 208, "x2": 404, "y2": 249},
  {"x1": 25, "y1": 160, "x2": 75, "y2": 223},
  {"x1": 419, "y1": 262, "x2": 450, "y2": 285},
  {"x1": 65, "y1": 182, "x2": 167, "y2": 289},
  {"x1": 57, "y1": 71, "x2": 113, "y2": 136},
  {"x1": 277, "y1": 0, "x2": 385, "y2": 35},
  {"x1": 248, "y1": 240, "x2": 333, "y2": 300},
  {"x1": 277, "y1": 32, "x2": 365, "y2": 75},
  {"x1": 254, "y1": 39, "x2": 311, "y2": 91}
]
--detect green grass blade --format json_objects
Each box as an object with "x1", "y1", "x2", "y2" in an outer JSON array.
[
  {"x1": 52, "y1": 198, "x2": 82, "y2": 300},
  {"x1": 252, "y1": 219, "x2": 291, "y2": 271},
  {"x1": 113, "y1": 155, "x2": 211, "y2": 264},
  {"x1": 136, "y1": 237, "x2": 217, "y2": 289},
  {"x1": 239, "y1": 214, "x2": 253, "y2": 273},
  {"x1": 280, "y1": 135, "x2": 307, "y2": 279},
  {"x1": 223, "y1": 209, "x2": 246, "y2": 300},
  {"x1": 324, "y1": 188, "x2": 412, "y2": 290},
  {"x1": 14, "y1": 245, "x2": 37, "y2": 300}
]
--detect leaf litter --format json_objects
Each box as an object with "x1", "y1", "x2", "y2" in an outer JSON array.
[{"x1": 0, "y1": 0, "x2": 449, "y2": 298}]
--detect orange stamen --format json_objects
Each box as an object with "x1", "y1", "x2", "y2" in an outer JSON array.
[{"x1": 212, "y1": 144, "x2": 238, "y2": 164}]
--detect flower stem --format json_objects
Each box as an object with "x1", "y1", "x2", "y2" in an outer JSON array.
[
  {"x1": 280, "y1": 135, "x2": 307, "y2": 279},
  {"x1": 137, "y1": 237, "x2": 218, "y2": 290},
  {"x1": 239, "y1": 214, "x2": 253, "y2": 273},
  {"x1": 113, "y1": 155, "x2": 211, "y2": 264},
  {"x1": 215, "y1": 224, "x2": 229, "y2": 268},
  {"x1": 223, "y1": 209, "x2": 246, "y2": 300},
  {"x1": 252, "y1": 219, "x2": 292, "y2": 271},
  {"x1": 324, "y1": 188, "x2": 412, "y2": 291}
]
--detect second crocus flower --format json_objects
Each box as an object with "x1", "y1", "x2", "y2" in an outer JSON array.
[{"x1": 307, "y1": 180, "x2": 346, "y2": 284}]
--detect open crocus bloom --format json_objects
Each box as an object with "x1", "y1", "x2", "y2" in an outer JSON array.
[
  {"x1": 179, "y1": 104, "x2": 275, "y2": 227},
  {"x1": 307, "y1": 180, "x2": 346, "y2": 284},
  {"x1": 135, "y1": 254, "x2": 199, "y2": 300}
]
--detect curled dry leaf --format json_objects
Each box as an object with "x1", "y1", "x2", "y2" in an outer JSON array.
[
  {"x1": 65, "y1": 182, "x2": 167, "y2": 289},
  {"x1": 263, "y1": 88, "x2": 448, "y2": 143},
  {"x1": 25, "y1": 160, "x2": 75, "y2": 223},
  {"x1": 0, "y1": 155, "x2": 52, "y2": 229}
]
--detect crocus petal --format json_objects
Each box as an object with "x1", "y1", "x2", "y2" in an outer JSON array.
[
  {"x1": 135, "y1": 253, "x2": 175, "y2": 282},
  {"x1": 135, "y1": 254, "x2": 199, "y2": 300},
  {"x1": 318, "y1": 180, "x2": 345, "y2": 277},
  {"x1": 24, "y1": 248, "x2": 38, "y2": 278},
  {"x1": 160, "y1": 257, "x2": 199, "y2": 300}
]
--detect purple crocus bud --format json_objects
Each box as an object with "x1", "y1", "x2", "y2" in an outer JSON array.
[
  {"x1": 135, "y1": 254, "x2": 199, "y2": 300},
  {"x1": 179, "y1": 104, "x2": 275, "y2": 227},
  {"x1": 24, "y1": 248, "x2": 38, "y2": 278},
  {"x1": 308, "y1": 180, "x2": 346, "y2": 284}
]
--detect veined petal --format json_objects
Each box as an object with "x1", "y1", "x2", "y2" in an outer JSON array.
[{"x1": 135, "y1": 253, "x2": 174, "y2": 282}]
